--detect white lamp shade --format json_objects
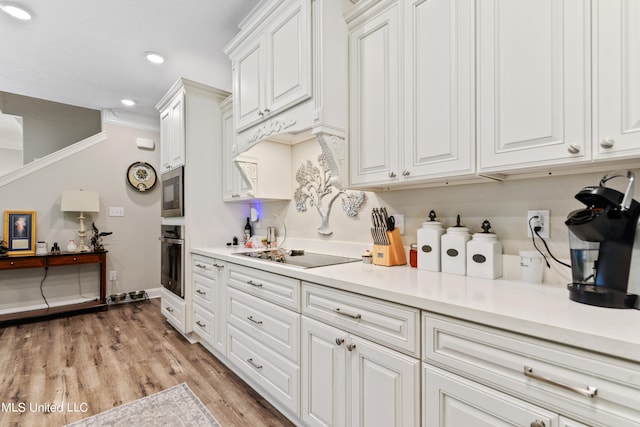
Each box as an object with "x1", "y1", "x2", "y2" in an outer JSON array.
[{"x1": 60, "y1": 190, "x2": 100, "y2": 212}]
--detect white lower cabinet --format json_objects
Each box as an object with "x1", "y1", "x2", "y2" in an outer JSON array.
[
  {"x1": 191, "y1": 254, "x2": 226, "y2": 355},
  {"x1": 301, "y1": 284, "x2": 421, "y2": 427},
  {"x1": 161, "y1": 287, "x2": 186, "y2": 332},
  {"x1": 423, "y1": 313, "x2": 640, "y2": 427},
  {"x1": 225, "y1": 262, "x2": 301, "y2": 419},
  {"x1": 424, "y1": 364, "x2": 558, "y2": 427}
]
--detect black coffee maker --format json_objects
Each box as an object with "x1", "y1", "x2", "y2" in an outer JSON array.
[{"x1": 565, "y1": 170, "x2": 640, "y2": 308}]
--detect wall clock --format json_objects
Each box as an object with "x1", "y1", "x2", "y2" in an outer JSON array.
[{"x1": 126, "y1": 162, "x2": 157, "y2": 192}]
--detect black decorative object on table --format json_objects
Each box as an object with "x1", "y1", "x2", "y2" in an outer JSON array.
[
  {"x1": 0, "y1": 240, "x2": 7, "y2": 257},
  {"x1": 91, "y1": 223, "x2": 113, "y2": 251}
]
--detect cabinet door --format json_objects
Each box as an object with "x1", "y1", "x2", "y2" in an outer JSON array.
[
  {"x1": 423, "y1": 364, "x2": 557, "y2": 427},
  {"x1": 349, "y1": 3, "x2": 401, "y2": 186},
  {"x1": 234, "y1": 40, "x2": 264, "y2": 131},
  {"x1": 350, "y1": 335, "x2": 420, "y2": 427},
  {"x1": 403, "y1": 0, "x2": 475, "y2": 180},
  {"x1": 222, "y1": 101, "x2": 246, "y2": 201},
  {"x1": 477, "y1": 0, "x2": 590, "y2": 172},
  {"x1": 168, "y1": 93, "x2": 185, "y2": 169},
  {"x1": 301, "y1": 317, "x2": 348, "y2": 427},
  {"x1": 160, "y1": 108, "x2": 172, "y2": 172},
  {"x1": 264, "y1": 0, "x2": 311, "y2": 115},
  {"x1": 593, "y1": 0, "x2": 640, "y2": 159}
]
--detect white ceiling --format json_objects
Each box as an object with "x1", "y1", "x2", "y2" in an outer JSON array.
[{"x1": 0, "y1": 0, "x2": 259, "y2": 118}]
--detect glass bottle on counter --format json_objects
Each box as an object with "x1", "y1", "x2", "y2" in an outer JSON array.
[
  {"x1": 244, "y1": 217, "x2": 252, "y2": 243},
  {"x1": 410, "y1": 243, "x2": 418, "y2": 267}
]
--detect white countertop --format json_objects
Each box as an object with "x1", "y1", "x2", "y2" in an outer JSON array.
[{"x1": 193, "y1": 246, "x2": 640, "y2": 363}]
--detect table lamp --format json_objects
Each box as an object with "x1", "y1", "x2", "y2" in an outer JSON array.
[{"x1": 60, "y1": 189, "x2": 100, "y2": 252}]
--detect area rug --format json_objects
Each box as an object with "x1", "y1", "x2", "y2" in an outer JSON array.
[{"x1": 65, "y1": 383, "x2": 221, "y2": 427}]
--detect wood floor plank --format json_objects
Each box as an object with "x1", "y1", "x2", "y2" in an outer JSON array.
[{"x1": 0, "y1": 299, "x2": 294, "y2": 427}]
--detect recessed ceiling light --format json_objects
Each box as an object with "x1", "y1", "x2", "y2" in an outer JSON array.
[
  {"x1": 1, "y1": 3, "x2": 32, "y2": 20},
  {"x1": 145, "y1": 52, "x2": 165, "y2": 64},
  {"x1": 121, "y1": 99, "x2": 136, "y2": 107}
]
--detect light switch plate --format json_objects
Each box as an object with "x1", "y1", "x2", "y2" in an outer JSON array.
[{"x1": 109, "y1": 207, "x2": 125, "y2": 217}]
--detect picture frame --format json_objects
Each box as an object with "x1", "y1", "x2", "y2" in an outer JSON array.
[{"x1": 3, "y1": 210, "x2": 36, "y2": 256}]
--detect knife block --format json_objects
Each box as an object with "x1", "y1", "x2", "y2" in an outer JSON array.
[{"x1": 372, "y1": 228, "x2": 407, "y2": 266}]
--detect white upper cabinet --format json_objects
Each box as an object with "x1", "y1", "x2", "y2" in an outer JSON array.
[
  {"x1": 230, "y1": 0, "x2": 311, "y2": 132},
  {"x1": 348, "y1": 0, "x2": 476, "y2": 188},
  {"x1": 159, "y1": 90, "x2": 185, "y2": 172},
  {"x1": 593, "y1": 0, "x2": 640, "y2": 160},
  {"x1": 402, "y1": 0, "x2": 475, "y2": 181},
  {"x1": 477, "y1": 0, "x2": 591, "y2": 173},
  {"x1": 349, "y1": 2, "x2": 401, "y2": 186}
]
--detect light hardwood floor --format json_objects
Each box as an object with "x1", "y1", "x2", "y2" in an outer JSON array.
[{"x1": 0, "y1": 299, "x2": 294, "y2": 427}]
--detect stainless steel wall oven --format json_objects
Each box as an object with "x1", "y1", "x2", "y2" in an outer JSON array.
[{"x1": 160, "y1": 225, "x2": 184, "y2": 298}]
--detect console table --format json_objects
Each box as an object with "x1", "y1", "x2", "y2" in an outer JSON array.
[{"x1": 0, "y1": 251, "x2": 108, "y2": 324}]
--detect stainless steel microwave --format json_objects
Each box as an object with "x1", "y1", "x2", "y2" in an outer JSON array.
[{"x1": 161, "y1": 166, "x2": 184, "y2": 217}]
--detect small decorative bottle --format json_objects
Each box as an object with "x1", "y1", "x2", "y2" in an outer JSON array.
[
  {"x1": 441, "y1": 214, "x2": 471, "y2": 275},
  {"x1": 467, "y1": 220, "x2": 503, "y2": 279},
  {"x1": 67, "y1": 239, "x2": 77, "y2": 253},
  {"x1": 417, "y1": 210, "x2": 445, "y2": 272}
]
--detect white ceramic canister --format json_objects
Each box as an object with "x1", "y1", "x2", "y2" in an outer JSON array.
[
  {"x1": 441, "y1": 215, "x2": 471, "y2": 275},
  {"x1": 467, "y1": 220, "x2": 503, "y2": 279},
  {"x1": 417, "y1": 210, "x2": 444, "y2": 271}
]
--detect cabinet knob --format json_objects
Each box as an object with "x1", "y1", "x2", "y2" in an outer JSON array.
[
  {"x1": 567, "y1": 144, "x2": 581, "y2": 154},
  {"x1": 335, "y1": 338, "x2": 344, "y2": 346},
  {"x1": 402, "y1": 170, "x2": 410, "y2": 176},
  {"x1": 258, "y1": 110, "x2": 264, "y2": 117},
  {"x1": 530, "y1": 420, "x2": 546, "y2": 427},
  {"x1": 600, "y1": 138, "x2": 615, "y2": 149},
  {"x1": 388, "y1": 171, "x2": 397, "y2": 178},
  {"x1": 264, "y1": 108, "x2": 270, "y2": 114},
  {"x1": 347, "y1": 343, "x2": 357, "y2": 352}
]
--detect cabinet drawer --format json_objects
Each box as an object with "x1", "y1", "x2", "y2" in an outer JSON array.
[
  {"x1": 0, "y1": 257, "x2": 46, "y2": 269},
  {"x1": 193, "y1": 304, "x2": 215, "y2": 344},
  {"x1": 161, "y1": 290, "x2": 186, "y2": 332},
  {"x1": 227, "y1": 263, "x2": 299, "y2": 311},
  {"x1": 47, "y1": 253, "x2": 103, "y2": 266},
  {"x1": 302, "y1": 282, "x2": 420, "y2": 357},
  {"x1": 227, "y1": 287, "x2": 300, "y2": 363},
  {"x1": 193, "y1": 273, "x2": 215, "y2": 309},
  {"x1": 192, "y1": 254, "x2": 223, "y2": 279},
  {"x1": 227, "y1": 324, "x2": 299, "y2": 416},
  {"x1": 424, "y1": 313, "x2": 640, "y2": 426}
]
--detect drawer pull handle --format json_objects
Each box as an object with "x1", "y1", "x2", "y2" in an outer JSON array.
[
  {"x1": 530, "y1": 420, "x2": 546, "y2": 427},
  {"x1": 166, "y1": 307, "x2": 174, "y2": 313},
  {"x1": 247, "y1": 315, "x2": 263, "y2": 325},
  {"x1": 213, "y1": 263, "x2": 224, "y2": 269},
  {"x1": 195, "y1": 263, "x2": 207, "y2": 268},
  {"x1": 523, "y1": 366, "x2": 597, "y2": 398},
  {"x1": 334, "y1": 308, "x2": 361, "y2": 320},
  {"x1": 247, "y1": 358, "x2": 263, "y2": 370},
  {"x1": 196, "y1": 289, "x2": 206, "y2": 295},
  {"x1": 196, "y1": 321, "x2": 206, "y2": 328},
  {"x1": 247, "y1": 280, "x2": 263, "y2": 287}
]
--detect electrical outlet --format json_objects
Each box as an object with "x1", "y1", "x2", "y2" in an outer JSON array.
[
  {"x1": 109, "y1": 207, "x2": 125, "y2": 217},
  {"x1": 109, "y1": 271, "x2": 117, "y2": 281},
  {"x1": 527, "y1": 210, "x2": 550, "y2": 238}
]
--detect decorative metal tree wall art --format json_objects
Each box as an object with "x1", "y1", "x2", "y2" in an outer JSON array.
[{"x1": 294, "y1": 154, "x2": 366, "y2": 235}]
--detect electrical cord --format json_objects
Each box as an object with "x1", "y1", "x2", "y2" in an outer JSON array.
[
  {"x1": 40, "y1": 267, "x2": 50, "y2": 309},
  {"x1": 528, "y1": 216, "x2": 572, "y2": 269}
]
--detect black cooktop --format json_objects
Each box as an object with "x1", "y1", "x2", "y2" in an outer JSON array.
[{"x1": 232, "y1": 250, "x2": 360, "y2": 269}]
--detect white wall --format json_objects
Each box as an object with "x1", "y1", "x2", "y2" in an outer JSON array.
[
  {"x1": 0, "y1": 122, "x2": 160, "y2": 311},
  {"x1": 254, "y1": 139, "x2": 640, "y2": 285}
]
